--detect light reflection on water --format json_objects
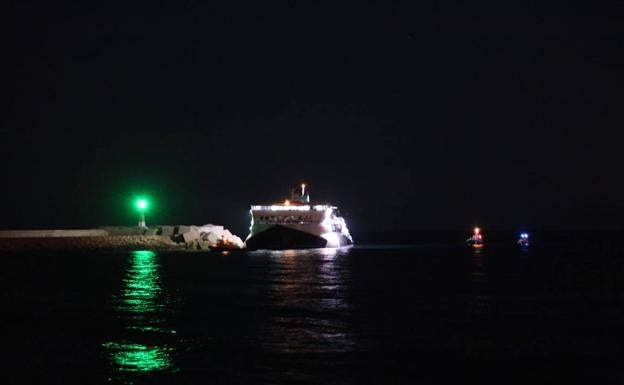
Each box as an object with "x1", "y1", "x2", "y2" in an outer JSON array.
[
  {"x1": 253, "y1": 247, "x2": 358, "y2": 353},
  {"x1": 103, "y1": 250, "x2": 177, "y2": 379},
  {"x1": 101, "y1": 342, "x2": 174, "y2": 373},
  {"x1": 470, "y1": 247, "x2": 490, "y2": 316}
]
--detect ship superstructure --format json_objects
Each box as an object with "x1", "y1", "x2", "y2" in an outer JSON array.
[{"x1": 245, "y1": 184, "x2": 354, "y2": 250}]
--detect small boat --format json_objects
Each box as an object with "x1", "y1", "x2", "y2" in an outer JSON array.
[
  {"x1": 517, "y1": 232, "x2": 530, "y2": 247},
  {"x1": 466, "y1": 227, "x2": 484, "y2": 247},
  {"x1": 209, "y1": 236, "x2": 240, "y2": 252}
]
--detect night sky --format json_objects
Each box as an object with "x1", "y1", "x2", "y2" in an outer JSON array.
[{"x1": 4, "y1": 1, "x2": 622, "y2": 235}]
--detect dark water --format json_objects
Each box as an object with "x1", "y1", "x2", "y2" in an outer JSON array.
[{"x1": 2, "y1": 238, "x2": 624, "y2": 384}]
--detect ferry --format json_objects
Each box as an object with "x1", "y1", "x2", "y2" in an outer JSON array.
[{"x1": 245, "y1": 184, "x2": 354, "y2": 250}]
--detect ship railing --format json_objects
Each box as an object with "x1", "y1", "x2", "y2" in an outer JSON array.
[{"x1": 251, "y1": 204, "x2": 332, "y2": 211}]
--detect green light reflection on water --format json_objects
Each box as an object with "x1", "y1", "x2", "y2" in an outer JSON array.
[
  {"x1": 103, "y1": 250, "x2": 177, "y2": 376},
  {"x1": 102, "y1": 342, "x2": 174, "y2": 373},
  {"x1": 119, "y1": 250, "x2": 163, "y2": 316}
]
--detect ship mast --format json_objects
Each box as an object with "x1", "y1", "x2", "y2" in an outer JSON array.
[{"x1": 300, "y1": 183, "x2": 310, "y2": 203}]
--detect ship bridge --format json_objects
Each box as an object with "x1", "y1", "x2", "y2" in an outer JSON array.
[{"x1": 250, "y1": 204, "x2": 333, "y2": 212}]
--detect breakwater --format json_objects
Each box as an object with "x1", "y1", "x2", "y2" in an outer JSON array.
[{"x1": 0, "y1": 224, "x2": 244, "y2": 252}]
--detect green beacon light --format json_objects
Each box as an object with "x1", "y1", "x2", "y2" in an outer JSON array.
[{"x1": 136, "y1": 198, "x2": 149, "y2": 228}]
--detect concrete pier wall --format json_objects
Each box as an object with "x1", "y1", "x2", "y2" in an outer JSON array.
[{"x1": 0, "y1": 229, "x2": 110, "y2": 238}]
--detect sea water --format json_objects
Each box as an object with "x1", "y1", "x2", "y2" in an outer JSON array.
[{"x1": 2, "y1": 236, "x2": 624, "y2": 384}]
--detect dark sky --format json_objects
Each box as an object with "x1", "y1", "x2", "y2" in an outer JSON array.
[{"x1": 4, "y1": 1, "x2": 623, "y2": 234}]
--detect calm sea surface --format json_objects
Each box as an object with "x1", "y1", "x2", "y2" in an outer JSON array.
[{"x1": 2, "y1": 237, "x2": 624, "y2": 384}]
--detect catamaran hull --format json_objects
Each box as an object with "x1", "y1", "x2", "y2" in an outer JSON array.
[{"x1": 245, "y1": 225, "x2": 352, "y2": 250}]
